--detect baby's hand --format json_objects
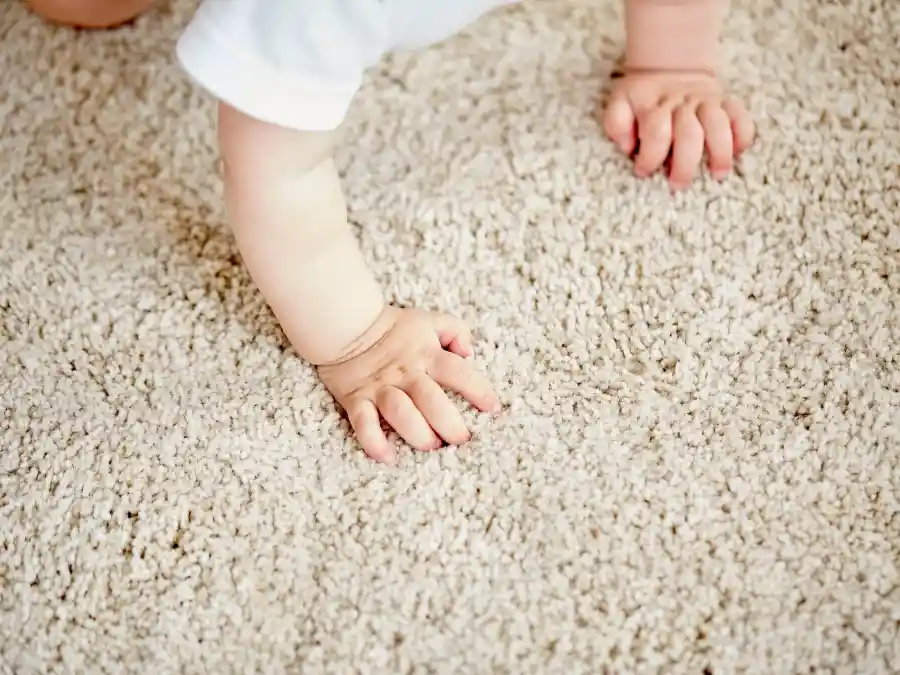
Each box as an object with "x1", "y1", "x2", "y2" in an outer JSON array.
[
  {"x1": 601, "y1": 70, "x2": 755, "y2": 190},
  {"x1": 317, "y1": 306, "x2": 501, "y2": 463}
]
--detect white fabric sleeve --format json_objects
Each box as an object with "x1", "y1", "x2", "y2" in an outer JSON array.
[
  {"x1": 387, "y1": 0, "x2": 519, "y2": 50},
  {"x1": 175, "y1": 0, "x2": 392, "y2": 131}
]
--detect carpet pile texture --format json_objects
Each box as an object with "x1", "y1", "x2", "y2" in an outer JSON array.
[{"x1": 1, "y1": 0, "x2": 898, "y2": 672}]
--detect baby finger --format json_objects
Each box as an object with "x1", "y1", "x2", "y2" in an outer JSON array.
[
  {"x1": 635, "y1": 101, "x2": 675, "y2": 177},
  {"x1": 668, "y1": 103, "x2": 705, "y2": 189},
  {"x1": 347, "y1": 399, "x2": 395, "y2": 464},
  {"x1": 376, "y1": 385, "x2": 442, "y2": 452},
  {"x1": 722, "y1": 97, "x2": 755, "y2": 155},
  {"x1": 405, "y1": 374, "x2": 470, "y2": 446},
  {"x1": 697, "y1": 102, "x2": 734, "y2": 179},
  {"x1": 429, "y1": 351, "x2": 500, "y2": 413}
]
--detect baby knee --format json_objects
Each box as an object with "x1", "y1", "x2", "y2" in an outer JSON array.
[{"x1": 25, "y1": 0, "x2": 154, "y2": 28}]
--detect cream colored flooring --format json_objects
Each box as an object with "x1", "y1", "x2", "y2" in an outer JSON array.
[{"x1": 2, "y1": 1, "x2": 898, "y2": 672}]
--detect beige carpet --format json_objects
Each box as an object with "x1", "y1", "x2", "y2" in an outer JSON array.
[{"x1": 2, "y1": 0, "x2": 899, "y2": 672}]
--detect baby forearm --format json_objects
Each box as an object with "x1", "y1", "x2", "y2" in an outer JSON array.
[
  {"x1": 625, "y1": 0, "x2": 724, "y2": 75},
  {"x1": 218, "y1": 103, "x2": 384, "y2": 366}
]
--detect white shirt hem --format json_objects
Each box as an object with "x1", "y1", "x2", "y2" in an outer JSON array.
[{"x1": 176, "y1": 15, "x2": 360, "y2": 131}]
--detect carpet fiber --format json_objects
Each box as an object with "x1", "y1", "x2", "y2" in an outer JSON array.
[{"x1": 2, "y1": 0, "x2": 899, "y2": 672}]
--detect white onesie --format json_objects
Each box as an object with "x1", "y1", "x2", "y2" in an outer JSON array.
[{"x1": 176, "y1": 0, "x2": 518, "y2": 132}]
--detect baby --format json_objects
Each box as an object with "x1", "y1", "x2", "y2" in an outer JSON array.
[{"x1": 29, "y1": 0, "x2": 755, "y2": 463}]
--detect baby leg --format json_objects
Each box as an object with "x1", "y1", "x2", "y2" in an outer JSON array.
[{"x1": 25, "y1": 0, "x2": 154, "y2": 28}]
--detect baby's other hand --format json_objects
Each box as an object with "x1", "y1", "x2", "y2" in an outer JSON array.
[
  {"x1": 317, "y1": 306, "x2": 501, "y2": 464},
  {"x1": 600, "y1": 70, "x2": 755, "y2": 190}
]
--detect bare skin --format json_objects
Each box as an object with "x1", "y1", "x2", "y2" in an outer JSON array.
[
  {"x1": 217, "y1": 104, "x2": 501, "y2": 465},
  {"x1": 26, "y1": 0, "x2": 154, "y2": 28},
  {"x1": 32, "y1": 0, "x2": 755, "y2": 462},
  {"x1": 601, "y1": 0, "x2": 756, "y2": 189},
  {"x1": 317, "y1": 306, "x2": 502, "y2": 464}
]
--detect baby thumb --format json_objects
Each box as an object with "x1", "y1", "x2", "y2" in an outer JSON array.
[{"x1": 432, "y1": 312, "x2": 474, "y2": 357}]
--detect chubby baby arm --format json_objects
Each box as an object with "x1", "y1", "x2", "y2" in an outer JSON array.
[
  {"x1": 218, "y1": 103, "x2": 384, "y2": 365},
  {"x1": 217, "y1": 104, "x2": 499, "y2": 462}
]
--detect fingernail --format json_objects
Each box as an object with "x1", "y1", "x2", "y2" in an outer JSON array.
[{"x1": 712, "y1": 170, "x2": 728, "y2": 181}]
